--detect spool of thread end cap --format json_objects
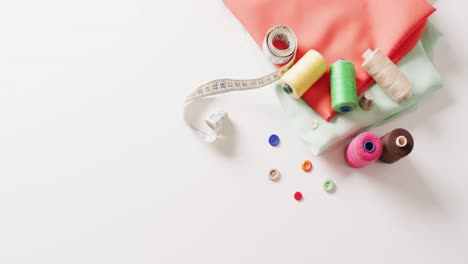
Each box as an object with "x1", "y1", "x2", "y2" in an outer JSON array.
[
  {"x1": 363, "y1": 140, "x2": 375, "y2": 153},
  {"x1": 340, "y1": 106, "x2": 352, "y2": 113},
  {"x1": 359, "y1": 91, "x2": 374, "y2": 111},
  {"x1": 396, "y1": 136, "x2": 407, "y2": 147},
  {"x1": 283, "y1": 84, "x2": 293, "y2": 94},
  {"x1": 280, "y1": 50, "x2": 327, "y2": 99}
]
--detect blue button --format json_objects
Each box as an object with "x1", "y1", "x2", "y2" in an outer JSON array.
[{"x1": 269, "y1": 134, "x2": 280, "y2": 146}]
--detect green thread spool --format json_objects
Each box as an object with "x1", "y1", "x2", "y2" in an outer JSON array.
[{"x1": 330, "y1": 60, "x2": 358, "y2": 113}]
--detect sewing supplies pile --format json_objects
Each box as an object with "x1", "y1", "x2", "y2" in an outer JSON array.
[{"x1": 184, "y1": 0, "x2": 442, "y2": 198}]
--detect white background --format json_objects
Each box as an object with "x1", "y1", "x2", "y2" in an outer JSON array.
[{"x1": 0, "y1": 0, "x2": 467, "y2": 263}]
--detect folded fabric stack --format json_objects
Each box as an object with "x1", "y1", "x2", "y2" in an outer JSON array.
[{"x1": 224, "y1": 0, "x2": 442, "y2": 155}]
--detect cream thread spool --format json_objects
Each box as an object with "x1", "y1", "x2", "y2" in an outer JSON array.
[
  {"x1": 362, "y1": 49, "x2": 412, "y2": 102},
  {"x1": 280, "y1": 50, "x2": 327, "y2": 99}
]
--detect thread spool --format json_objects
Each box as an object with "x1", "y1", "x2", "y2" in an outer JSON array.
[
  {"x1": 379, "y1": 128, "x2": 414, "y2": 163},
  {"x1": 362, "y1": 49, "x2": 413, "y2": 102},
  {"x1": 345, "y1": 132, "x2": 383, "y2": 168},
  {"x1": 280, "y1": 50, "x2": 327, "y2": 99},
  {"x1": 330, "y1": 60, "x2": 358, "y2": 113},
  {"x1": 359, "y1": 91, "x2": 374, "y2": 111}
]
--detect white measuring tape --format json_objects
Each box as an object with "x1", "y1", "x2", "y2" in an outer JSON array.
[{"x1": 183, "y1": 25, "x2": 298, "y2": 142}]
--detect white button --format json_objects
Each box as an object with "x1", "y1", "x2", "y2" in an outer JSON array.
[{"x1": 311, "y1": 120, "x2": 319, "y2": 129}]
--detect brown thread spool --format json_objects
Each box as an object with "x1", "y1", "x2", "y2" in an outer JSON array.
[{"x1": 379, "y1": 128, "x2": 414, "y2": 163}]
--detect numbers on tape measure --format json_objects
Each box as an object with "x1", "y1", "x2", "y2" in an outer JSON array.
[{"x1": 184, "y1": 25, "x2": 298, "y2": 142}]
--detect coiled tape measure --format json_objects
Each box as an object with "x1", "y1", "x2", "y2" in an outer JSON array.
[{"x1": 183, "y1": 25, "x2": 297, "y2": 142}]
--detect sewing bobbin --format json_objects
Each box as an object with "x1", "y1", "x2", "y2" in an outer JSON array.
[{"x1": 359, "y1": 91, "x2": 375, "y2": 111}]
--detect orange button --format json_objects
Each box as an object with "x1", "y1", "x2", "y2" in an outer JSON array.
[{"x1": 301, "y1": 160, "x2": 313, "y2": 172}]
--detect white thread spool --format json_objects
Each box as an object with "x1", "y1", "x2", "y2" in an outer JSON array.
[
  {"x1": 280, "y1": 50, "x2": 327, "y2": 99},
  {"x1": 362, "y1": 49, "x2": 412, "y2": 102}
]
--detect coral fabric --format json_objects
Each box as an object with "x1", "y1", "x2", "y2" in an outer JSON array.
[{"x1": 223, "y1": 0, "x2": 436, "y2": 121}]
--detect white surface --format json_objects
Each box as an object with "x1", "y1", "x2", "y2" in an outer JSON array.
[{"x1": 0, "y1": 1, "x2": 467, "y2": 263}]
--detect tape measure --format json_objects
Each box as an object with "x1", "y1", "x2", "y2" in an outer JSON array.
[{"x1": 183, "y1": 25, "x2": 297, "y2": 142}]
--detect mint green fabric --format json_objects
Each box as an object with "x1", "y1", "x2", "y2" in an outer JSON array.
[{"x1": 276, "y1": 27, "x2": 443, "y2": 155}]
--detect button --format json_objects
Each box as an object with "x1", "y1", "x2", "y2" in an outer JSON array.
[
  {"x1": 301, "y1": 160, "x2": 313, "y2": 172},
  {"x1": 268, "y1": 168, "x2": 280, "y2": 181},
  {"x1": 268, "y1": 134, "x2": 280, "y2": 146},
  {"x1": 323, "y1": 179, "x2": 335, "y2": 193},
  {"x1": 294, "y1": 191, "x2": 303, "y2": 201},
  {"x1": 311, "y1": 119, "x2": 319, "y2": 129}
]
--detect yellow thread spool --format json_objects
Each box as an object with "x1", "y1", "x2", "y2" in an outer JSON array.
[{"x1": 280, "y1": 50, "x2": 327, "y2": 99}]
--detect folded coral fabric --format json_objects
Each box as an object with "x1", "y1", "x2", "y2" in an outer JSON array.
[
  {"x1": 223, "y1": 0, "x2": 436, "y2": 121},
  {"x1": 275, "y1": 30, "x2": 442, "y2": 155}
]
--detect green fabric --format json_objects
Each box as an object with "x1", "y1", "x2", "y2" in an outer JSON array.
[{"x1": 276, "y1": 26, "x2": 443, "y2": 155}]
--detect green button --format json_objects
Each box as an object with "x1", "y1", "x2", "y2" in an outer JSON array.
[{"x1": 323, "y1": 179, "x2": 335, "y2": 193}]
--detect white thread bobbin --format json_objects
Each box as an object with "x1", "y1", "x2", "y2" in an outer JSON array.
[{"x1": 362, "y1": 49, "x2": 413, "y2": 102}]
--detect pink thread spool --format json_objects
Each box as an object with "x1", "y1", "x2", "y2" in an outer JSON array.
[{"x1": 345, "y1": 132, "x2": 383, "y2": 168}]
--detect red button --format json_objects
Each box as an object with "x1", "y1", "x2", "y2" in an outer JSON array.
[{"x1": 294, "y1": 192, "x2": 303, "y2": 201}]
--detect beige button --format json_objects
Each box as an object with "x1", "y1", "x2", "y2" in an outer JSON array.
[{"x1": 268, "y1": 169, "x2": 281, "y2": 181}]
